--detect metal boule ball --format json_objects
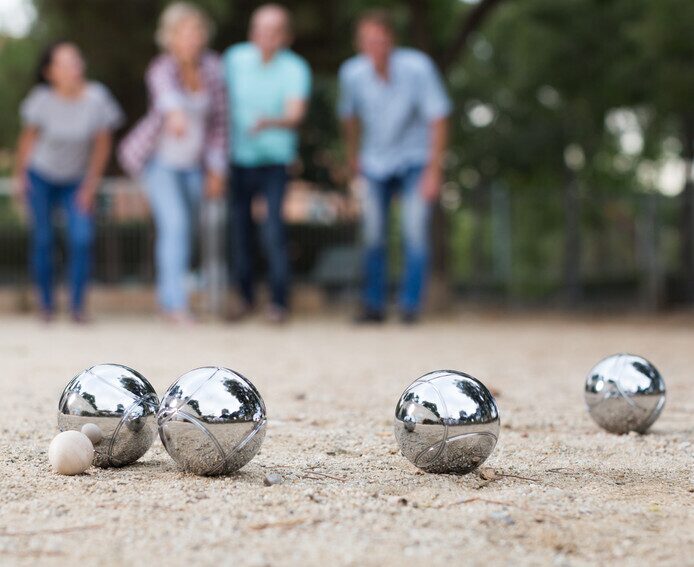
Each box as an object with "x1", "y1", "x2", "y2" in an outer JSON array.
[
  {"x1": 584, "y1": 353, "x2": 666, "y2": 434},
  {"x1": 57, "y1": 364, "x2": 159, "y2": 467},
  {"x1": 393, "y1": 370, "x2": 500, "y2": 474},
  {"x1": 157, "y1": 366, "x2": 267, "y2": 476}
]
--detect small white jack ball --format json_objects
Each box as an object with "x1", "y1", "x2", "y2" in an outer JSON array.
[
  {"x1": 81, "y1": 423, "x2": 103, "y2": 445},
  {"x1": 48, "y1": 431, "x2": 94, "y2": 475}
]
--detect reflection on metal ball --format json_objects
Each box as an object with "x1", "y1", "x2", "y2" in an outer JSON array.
[
  {"x1": 57, "y1": 364, "x2": 159, "y2": 467},
  {"x1": 585, "y1": 353, "x2": 666, "y2": 434},
  {"x1": 157, "y1": 367, "x2": 267, "y2": 476},
  {"x1": 394, "y1": 370, "x2": 500, "y2": 474}
]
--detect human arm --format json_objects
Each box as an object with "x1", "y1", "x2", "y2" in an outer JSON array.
[
  {"x1": 76, "y1": 130, "x2": 112, "y2": 213},
  {"x1": 420, "y1": 117, "x2": 449, "y2": 202},
  {"x1": 76, "y1": 85, "x2": 123, "y2": 211},
  {"x1": 13, "y1": 87, "x2": 44, "y2": 202},
  {"x1": 252, "y1": 57, "x2": 311, "y2": 134},
  {"x1": 337, "y1": 61, "x2": 361, "y2": 178},
  {"x1": 146, "y1": 55, "x2": 189, "y2": 137},
  {"x1": 11, "y1": 126, "x2": 39, "y2": 201},
  {"x1": 203, "y1": 53, "x2": 228, "y2": 199},
  {"x1": 252, "y1": 98, "x2": 308, "y2": 133},
  {"x1": 341, "y1": 116, "x2": 361, "y2": 178},
  {"x1": 416, "y1": 56, "x2": 452, "y2": 201}
]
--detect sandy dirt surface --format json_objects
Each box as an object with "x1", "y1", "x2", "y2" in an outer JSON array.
[{"x1": 0, "y1": 313, "x2": 692, "y2": 566}]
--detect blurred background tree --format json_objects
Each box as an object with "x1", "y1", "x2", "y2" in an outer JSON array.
[{"x1": 0, "y1": 0, "x2": 692, "y2": 307}]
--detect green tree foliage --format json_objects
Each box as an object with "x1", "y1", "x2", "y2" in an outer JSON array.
[{"x1": 0, "y1": 35, "x2": 40, "y2": 166}]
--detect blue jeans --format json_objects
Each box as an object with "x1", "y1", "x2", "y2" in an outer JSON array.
[
  {"x1": 229, "y1": 164, "x2": 289, "y2": 308},
  {"x1": 27, "y1": 169, "x2": 94, "y2": 313},
  {"x1": 362, "y1": 166, "x2": 431, "y2": 314},
  {"x1": 142, "y1": 160, "x2": 203, "y2": 313}
]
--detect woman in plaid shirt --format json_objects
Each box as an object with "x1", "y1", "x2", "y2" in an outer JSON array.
[{"x1": 119, "y1": 2, "x2": 227, "y2": 324}]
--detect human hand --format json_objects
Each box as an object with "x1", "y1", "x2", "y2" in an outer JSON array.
[
  {"x1": 11, "y1": 173, "x2": 28, "y2": 201},
  {"x1": 11, "y1": 174, "x2": 29, "y2": 216},
  {"x1": 348, "y1": 155, "x2": 360, "y2": 179},
  {"x1": 251, "y1": 117, "x2": 273, "y2": 135},
  {"x1": 420, "y1": 164, "x2": 443, "y2": 202},
  {"x1": 76, "y1": 183, "x2": 97, "y2": 214},
  {"x1": 205, "y1": 171, "x2": 225, "y2": 200},
  {"x1": 166, "y1": 109, "x2": 188, "y2": 137}
]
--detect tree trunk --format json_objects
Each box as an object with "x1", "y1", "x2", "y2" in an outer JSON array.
[
  {"x1": 638, "y1": 192, "x2": 662, "y2": 310},
  {"x1": 679, "y1": 115, "x2": 694, "y2": 303},
  {"x1": 471, "y1": 181, "x2": 487, "y2": 292},
  {"x1": 563, "y1": 169, "x2": 582, "y2": 306},
  {"x1": 408, "y1": 0, "x2": 432, "y2": 53},
  {"x1": 440, "y1": 0, "x2": 509, "y2": 71},
  {"x1": 491, "y1": 182, "x2": 512, "y2": 294},
  {"x1": 407, "y1": 0, "x2": 507, "y2": 296}
]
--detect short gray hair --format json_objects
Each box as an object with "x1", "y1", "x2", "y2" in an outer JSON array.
[
  {"x1": 155, "y1": 2, "x2": 214, "y2": 50},
  {"x1": 251, "y1": 3, "x2": 293, "y2": 35}
]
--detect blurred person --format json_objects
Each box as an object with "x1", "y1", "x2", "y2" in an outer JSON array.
[
  {"x1": 223, "y1": 4, "x2": 311, "y2": 324},
  {"x1": 339, "y1": 10, "x2": 451, "y2": 324},
  {"x1": 12, "y1": 41, "x2": 123, "y2": 323},
  {"x1": 119, "y1": 2, "x2": 227, "y2": 325}
]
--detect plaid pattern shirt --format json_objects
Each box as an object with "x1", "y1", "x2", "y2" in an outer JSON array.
[{"x1": 118, "y1": 51, "x2": 228, "y2": 177}]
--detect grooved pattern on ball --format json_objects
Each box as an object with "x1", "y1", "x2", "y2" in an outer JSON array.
[
  {"x1": 107, "y1": 394, "x2": 159, "y2": 466},
  {"x1": 57, "y1": 364, "x2": 159, "y2": 468},
  {"x1": 159, "y1": 410, "x2": 228, "y2": 475},
  {"x1": 412, "y1": 380, "x2": 448, "y2": 468},
  {"x1": 584, "y1": 353, "x2": 666, "y2": 434},
  {"x1": 394, "y1": 370, "x2": 500, "y2": 474},
  {"x1": 157, "y1": 366, "x2": 267, "y2": 475}
]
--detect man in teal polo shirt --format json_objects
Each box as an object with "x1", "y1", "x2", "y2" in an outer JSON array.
[{"x1": 223, "y1": 4, "x2": 311, "y2": 323}]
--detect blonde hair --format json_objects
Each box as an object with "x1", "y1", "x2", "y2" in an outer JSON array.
[{"x1": 155, "y1": 2, "x2": 214, "y2": 50}]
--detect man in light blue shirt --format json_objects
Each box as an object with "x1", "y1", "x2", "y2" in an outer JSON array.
[
  {"x1": 339, "y1": 10, "x2": 451, "y2": 324},
  {"x1": 223, "y1": 4, "x2": 311, "y2": 323}
]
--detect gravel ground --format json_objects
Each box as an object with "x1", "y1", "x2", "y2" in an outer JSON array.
[{"x1": 0, "y1": 313, "x2": 692, "y2": 566}]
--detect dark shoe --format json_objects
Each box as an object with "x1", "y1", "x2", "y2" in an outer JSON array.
[
  {"x1": 400, "y1": 311, "x2": 419, "y2": 325},
  {"x1": 40, "y1": 308, "x2": 55, "y2": 323},
  {"x1": 226, "y1": 300, "x2": 253, "y2": 322},
  {"x1": 71, "y1": 311, "x2": 91, "y2": 325},
  {"x1": 161, "y1": 311, "x2": 196, "y2": 326},
  {"x1": 353, "y1": 308, "x2": 385, "y2": 324}
]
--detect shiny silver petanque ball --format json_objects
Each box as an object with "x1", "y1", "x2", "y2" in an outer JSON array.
[
  {"x1": 157, "y1": 367, "x2": 267, "y2": 476},
  {"x1": 394, "y1": 370, "x2": 500, "y2": 474},
  {"x1": 57, "y1": 364, "x2": 159, "y2": 467},
  {"x1": 584, "y1": 353, "x2": 666, "y2": 434}
]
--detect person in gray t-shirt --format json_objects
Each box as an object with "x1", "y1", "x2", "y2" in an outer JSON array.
[{"x1": 12, "y1": 41, "x2": 123, "y2": 323}]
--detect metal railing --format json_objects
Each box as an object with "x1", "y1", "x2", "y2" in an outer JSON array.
[
  {"x1": 0, "y1": 177, "x2": 362, "y2": 313},
  {"x1": 0, "y1": 177, "x2": 684, "y2": 309}
]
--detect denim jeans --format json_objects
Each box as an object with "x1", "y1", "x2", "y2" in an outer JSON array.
[
  {"x1": 142, "y1": 159, "x2": 203, "y2": 313},
  {"x1": 27, "y1": 169, "x2": 94, "y2": 313},
  {"x1": 229, "y1": 164, "x2": 289, "y2": 308},
  {"x1": 362, "y1": 165, "x2": 431, "y2": 314}
]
